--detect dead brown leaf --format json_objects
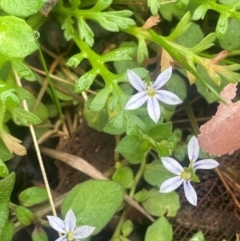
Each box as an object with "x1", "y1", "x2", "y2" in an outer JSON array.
[
  {"x1": 1, "y1": 131, "x2": 26, "y2": 156},
  {"x1": 142, "y1": 15, "x2": 160, "y2": 30},
  {"x1": 198, "y1": 83, "x2": 240, "y2": 156},
  {"x1": 161, "y1": 49, "x2": 174, "y2": 71}
]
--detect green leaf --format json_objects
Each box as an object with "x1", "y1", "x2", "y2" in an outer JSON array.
[
  {"x1": 126, "y1": 112, "x2": 146, "y2": 136},
  {"x1": 137, "y1": 37, "x2": 148, "y2": 64},
  {"x1": 175, "y1": 22, "x2": 204, "y2": 48},
  {"x1": 142, "y1": 188, "x2": 180, "y2": 217},
  {"x1": 62, "y1": 16, "x2": 74, "y2": 41},
  {"x1": 61, "y1": 180, "x2": 124, "y2": 234},
  {"x1": 216, "y1": 14, "x2": 229, "y2": 38},
  {"x1": 188, "y1": 231, "x2": 206, "y2": 241},
  {"x1": 115, "y1": 136, "x2": 146, "y2": 164},
  {"x1": 159, "y1": 1, "x2": 185, "y2": 21},
  {"x1": 143, "y1": 160, "x2": 175, "y2": 187},
  {"x1": 10, "y1": 107, "x2": 42, "y2": 126},
  {"x1": 1, "y1": 221, "x2": 14, "y2": 241},
  {"x1": 195, "y1": 64, "x2": 227, "y2": 103},
  {"x1": 52, "y1": 73, "x2": 75, "y2": 101},
  {"x1": 168, "y1": 12, "x2": 192, "y2": 41},
  {"x1": 15, "y1": 86, "x2": 34, "y2": 100},
  {"x1": 101, "y1": 11, "x2": 135, "y2": 30},
  {"x1": 84, "y1": 95, "x2": 109, "y2": 132},
  {"x1": 101, "y1": 47, "x2": 135, "y2": 62},
  {"x1": 113, "y1": 42, "x2": 138, "y2": 73},
  {"x1": 0, "y1": 61, "x2": 11, "y2": 80},
  {"x1": 0, "y1": 16, "x2": 38, "y2": 59},
  {"x1": 94, "y1": 16, "x2": 119, "y2": 32},
  {"x1": 77, "y1": 17, "x2": 94, "y2": 47},
  {"x1": 32, "y1": 227, "x2": 49, "y2": 241},
  {"x1": 75, "y1": 70, "x2": 97, "y2": 92},
  {"x1": 219, "y1": 18, "x2": 240, "y2": 50},
  {"x1": 165, "y1": 72, "x2": 186, "y2": 101},
  {"x1": 191, "y1": 33, "x2": 216, "y2": 53},
  {"x1": 148, "y1": 123, "x2": 173, "y2": 142},
  {"x1": 0, "y1": 139, "x2": 13, "y2": 162},
  {"x1": 0, "y1": 172, "x2": 15, "y2": 240},
  {"x1": 0, "y1": 159, "x2": 9, "y2": 178},
  {"x1": 218, "y1": 0, "x2": 238, "y2": 4},
  {"x1": 19, "y1": 186, "x2": 48, "y2": 207},
  {"x1": 27, "y1": 99, "x2": 49, "y2": 122},
  {"x1": 192, "y1": 4, "x2": 209, "y2": 20},
  {"x1": 103, "y1": 110, "x2": 126, "y2": 135},
  {"x1": 133, "y1": 189, "x2": 149, "y2": 202},
  {"x1": 112, "y1": 166, "x2": 134, "y2": 189},
  {"x1": 176, "y1": 0, "x2": 189, "y2": 9},
  {"x1": 0, "y1": 80, "x2": 20, "y2": 106},
  {"x1": 90, "y1": 10, "x2": 135, "y2": 32},
  {"x1": 69, "y1": 0, "x2": 81, "y2": 7},
  {"x1": 11, "y1": 59, "x2": 36, "y2": 81},
  {"x1": 0, "y1": 0, "x2": 45, "y2": 17},
  {"x1": 90, "y1": 88, "x2": 111, "y2": 112},
  {"x1": 108, "y1": 94, "x2": 119, "y2": 112},
  {"x1": 144, "y1": 217, "x2": 172, "y2": 241},
  {"x1": 147, "y1": 0, "x2": 161, "y2": 16},
  {"x1": 122, "y1": 219, "x2": 133, "y2": 237},
  {"x1": 16, "y1": 206, "x2": 35, "y2": 226},
  {"x1": 66, "y1": 53, "x2": 85, "y2": 68},
  {"x1": 91, "y1": 0, "x2": 112, "y2": 12}
]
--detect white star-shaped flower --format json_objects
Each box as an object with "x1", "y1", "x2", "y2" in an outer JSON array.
[
  {"x1": 47, "y1": 209, "x2": 95, "y2": 241},
  {"x1": 159, "y1": 136, "x2": 219, "y2": 206},
  {"x1": 125, "y1": 67, "x2": 182, "y2": 123}
]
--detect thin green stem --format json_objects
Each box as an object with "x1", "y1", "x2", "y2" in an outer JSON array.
[
  {"x1": 110, "y1": 209, "x2": 127, "y2": 240},
  {"x1": 183, "y1": 99, "x2": 199, "y2": 135},
  {"x1": 35, "y1": 38, "x2": 64, "y2": 123},
  {"x1": 129, "y1": 155, "x2": 147, "y2": 197},
  {"x1": 9, "y1": 202, "x2": 18, "y2": 211},
  {"x1": 191, "y1": 0, "x2": 240, "y2": 20},
  {"x1": 111, "y1": 154, "x2": 148, "y2": 240}
]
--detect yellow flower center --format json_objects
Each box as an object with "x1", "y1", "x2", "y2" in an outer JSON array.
[
  {"x1": 180, "y1": 171, "x2": 191, "y2": 180},
  {"x1": 66, "y1": 231, "x2": 75, "y2": 241},
  {"x1": 147, "y1": 86, "x2": 156, "y2": 97}
]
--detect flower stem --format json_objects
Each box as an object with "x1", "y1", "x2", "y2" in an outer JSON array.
[
  {"x1": 129, "y1": 154, "x2": 147, "y2": 198},
  {"x1": 183, "y1": 99, "x2": 199, "y2": 135},
  {"x1": 110, "y1": 155, "x2": 147, "y2": 240}
]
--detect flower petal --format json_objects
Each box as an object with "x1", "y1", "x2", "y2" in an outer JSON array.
[
  {"x1": 160, "y1": 176, "x2": 183, "y2": 193},
  {"x1": 161, "y1": 157, "x2": 183, "y2": 175},
  {"x1": 183, "y1": 181, "x2": 197, "y2": 206},
  {"x1": 188, "y1": 136, "x2": 199, "y2": 162},
  {"x1": 74, "y1": 225, "x2": 95, "y2": 239},
  {"x1": 193, "y1": 159, "x2": 219, "y2": 171},
  {"x1": 127, "y1": 69, "x2": 146, "y2": 91},
  {"x1": 153, "y1": 67, "x2": 172, "y2": 89},
  {"x1": 155, "y1": 90, "x2": 182, "y2": 105},
  {"x1": 125, "y1": 92, "x2": 148, "y2": 110},
  {"x1": 64, "y1": 209, "x2": 76, "y2": 232},
  {"x1": 147, "y1": 97, "x2": 160, "y2": 123},
  {"x1": 47, "y1": 216, "x2": 66, "y2": 233},
  {"x1": 55, "y1": 235, "x2": 67, "y2": 241}
]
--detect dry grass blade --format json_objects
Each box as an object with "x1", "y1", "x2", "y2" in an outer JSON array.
[{"x1": 13, "y1": 70, "x2": 58, "y2": 228}]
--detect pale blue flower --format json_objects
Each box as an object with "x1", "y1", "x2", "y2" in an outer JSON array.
[
  {"x1": 159, "y1": 136, "x2": 219, "y2": 206},
  {"x1": 125, "y1": 67, "x2": 182, "y2": 123},
  {"x1": 47, "y1": 209, "x2": 95, "y2": 241}
]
